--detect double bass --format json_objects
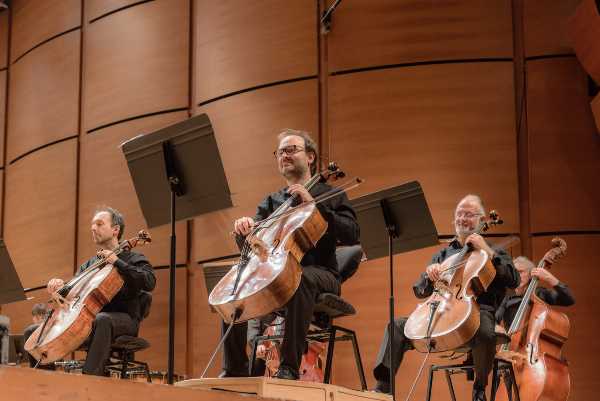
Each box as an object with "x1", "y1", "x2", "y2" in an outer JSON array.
[
  {"x1": 25, "y1": 231, "x2": 151, "y2": 363},
  {"x1": 404, "y1": 211, "x2": 503, "y2": 352},
  {"x1": 208, "y1": 163, "x2": 347, "y2": 324},
  {"x1": 496, "y1": 238, "x2": 570, "y2": 401}
]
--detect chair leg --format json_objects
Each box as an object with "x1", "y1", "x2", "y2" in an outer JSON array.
[
  {"x1": 425, "y1": 365, "x2": 435, "y2": 401},
  {"x1": 491, "y1": 359, "x2": 500, "y2": 401},
  {"x1": 120, "y1": 351, "x2": 129, "y2": 379},
  {"x1": 249, "y1": 335, "x2": 262, "y2": 377},
  {"x1": 323, "y1": 327, "x2": 337, "y2": 384},
  {"x1": 444, "y1": 370, "x2": 457, "y2": 401},
  {"x1": 346, "y1": 328, "x2": 367, "y2": 391},
  {"x1": 507, "y1": 363, "x2": 520, "y2": 401},
  {"x1": 143, "y1": 362, "x2": 151, "y2": 383}
]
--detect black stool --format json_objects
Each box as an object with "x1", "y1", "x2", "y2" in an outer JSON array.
[
  {"x1": 105, "y1": 335, "x2": 151, "y2": 381},
  {"x1": 425, "y1": 357, "x2": 520, "y2": 401},
  {"x1": 249, "y1": 245, "x2": 367, "y2": 390}
]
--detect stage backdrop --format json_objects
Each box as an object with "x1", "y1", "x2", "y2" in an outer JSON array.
[{"x1": 0, "y1": 1, "x2": 598, "y2": 400}]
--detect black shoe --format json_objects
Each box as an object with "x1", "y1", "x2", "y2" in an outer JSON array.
[
  {"x1": 373, "y1": 380, "x2": 391, "y2": 394},
  {"x1": 472, "y1": 387, "x2": 487, "y2": 401},
  {"x1": 273, "y1": 365, "x2": 299, "y2": 380}
]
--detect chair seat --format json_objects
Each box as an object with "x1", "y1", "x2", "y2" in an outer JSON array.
[
  {"x1": 313, "y1": 293, "x2": 356, "y2": 318},
  {"x1": 112, "y1": 335, "x2": 150, "y2": 352}
]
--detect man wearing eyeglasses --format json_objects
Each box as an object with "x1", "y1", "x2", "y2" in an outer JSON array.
[
  {"x1": 220, "y1": 129, "x2": 360, "y2": 380},
  {"x1": 373, "y1": 195, "x2": 519, "y2": 401}
]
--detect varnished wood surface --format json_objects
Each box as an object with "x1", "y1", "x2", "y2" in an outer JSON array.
[
  {"x1": 0, "y1": 70, "x2": 5, "y2": 166},
  {"x1": 84, "y1": 0, "x2": 188, "y2": 131},
  {"x1": 195, "y1": 0, "x2": 317, "y2": 103},
  {"x1": 77, "y1": 111, "x2": 189, "y2": 267},
  {"x1": 327, "y1": 0, "x2": 513, "y2": 73},
  {"x1": 193, "y1": 79, "x2": 319, "y2": 262},
  {"x1": 523, "y1": 0, "x2": 580, "y2": 57},
  {"x1": 137, "y1": 268, "x2": 188, "y2": 374},
  {"x1": 7, "y1": 30, "x2": 80, "y2": 162},
  {"x1": 568, "y1": 0, "x2": 600, "y2": 82},
  {"x1": 3, "y1": 139, "x2": 77, "y2": 289},
  {"x1": 0, "y1": 10, "x2": 8, "y2": 68},
  {"x1": 10, "y1": 0, "x2": 81, "y2": 63},
  {"x1": 527, "y1": 58, "x2": 600, "y2": 233},
  {"x1": 86, "y1": 0, "x2": 150, "y2": 22},
  {"x1": 328, "y1": 62, "x2": 519, "y2": 235},
  {"x1": 592, "y1": 94, "x2": 600, "y2": 135}
]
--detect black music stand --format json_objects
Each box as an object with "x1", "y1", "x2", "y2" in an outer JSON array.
[
  {"x1": 350, "y1": 181, "x2": 438, "y2": 400},
  {"x1": 121, "y1": 113, "x2": 232, "y2": 384},
  {"x1": 0, "y1": 239, "x2": 26, "y2": 305}
]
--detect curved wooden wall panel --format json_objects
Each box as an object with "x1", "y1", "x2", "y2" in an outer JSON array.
[
  {"x1": 568, "y1": 0, "x2": 600, "y2": 83},
  {"x1": 0, "y1": 171, "x2": 3, "y2": 231},
  {"x1": 3, "y1": 139, "x2": 77, "y2": 289},
  {"x1": 137, "y1": 268, "x2": 187, "y2": 374},
  {"x1": 10, "y1": 0, "x2": 81, "y2": 62},
  {"x1": 0, "y1": 70, "x2": 5, "y2": 166},
  {"x1": 327, "y1": 0, "x2": 513, "y2": 73},
  {"x1": 524, "y1": 0, "x2": 580, "y2": 58},
  {"x1": 7, "y1": 30, "x2": 80, "y2": 162},
  {"x1": 592, "y1": 94, "x2": 600, "y2": 134},
  {"x1": 0, "y1": 10, "x2": 8, "y2": 68},
  {"x1": 527, "y1": 58, "x2": 600, "y2": 233},
  {"x1": 532, "y1": 234, "x2": 600, "y2": 401},
  {"x1": 86, "y1": 0, "x2": 150, "y2": 22},
  {"x1": 195, "y1": 0, "x2": 317, "y2": 104},
  {"x1": 84, "y1": 0, "x2": 189, "y2": 132},
  {"x1": 77, "y1": 112, "x2": 189, "y2": 268},
  {"x1": 329, "y1": 63, "x2": 519, "y2": 235},
  {"x1": 193, "y1": 79, "x2": 319, "y2": 261}
]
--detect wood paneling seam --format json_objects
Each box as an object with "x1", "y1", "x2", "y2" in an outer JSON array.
[
  {"x1": 88, "y1": 0, "x2": 155, "y2": 24},
  {"x1": 86, "y1": 107, "x2": 189, "y2": 134},
  {"x1": 11, "y1": 26, "x2": 81, "y2": 65}
]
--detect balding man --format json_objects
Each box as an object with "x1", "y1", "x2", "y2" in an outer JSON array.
[{"x1": 373, "y1": 195, "x2": 519, "y2": 401}]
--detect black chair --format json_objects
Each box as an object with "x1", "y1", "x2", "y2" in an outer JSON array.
[
  {"x1": 103, "y1": 291, "x2": 152, "y2": 381},
  {"x1": 424, "y1": 355, "x2": 520, "y2": 401},
  {"x1": 249, "y1": 245, "x2": 367, "y2": 390}
]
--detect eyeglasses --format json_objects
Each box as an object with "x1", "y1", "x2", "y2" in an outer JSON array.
[
  {"x1": 455, "y1": 212, "x2": 483, "y2": 219},
  {"x1": 274, "y1": 145, "x2": 305, "y2": 158}
]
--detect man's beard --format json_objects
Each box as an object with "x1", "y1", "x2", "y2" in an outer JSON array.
[
  {"x1": 455, "y1": 224, "x2": 476, "y2": 238},
  {"x1": 282, "y1": 162, "x2": 308, "y2": 180}
]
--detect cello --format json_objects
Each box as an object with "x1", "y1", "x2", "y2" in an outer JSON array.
[
  {"x1": 404, "y1": 211, "x2": 503, "y2": 352},
  {"x1": 495, "y1": 238, "x2": 570, "y2": 401},
  {"x1": 24, "y1": 230, "x2": 151, "y2": 363},
  {"x1": 208, "y1": 163, "x2": 347, "y2": 323}
]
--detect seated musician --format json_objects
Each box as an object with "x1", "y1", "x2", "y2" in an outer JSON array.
[
  {"x1": 23, "y1": 303, "x2": 55, "y2": 369},
  {"x1": 46, "y1": 207, "x2": 155, "y2": 376},
  {"x1": 373, "y1": 195, "x2": 519, "y2": 401},
  {"x1": 221, "y1": 129, "x2": 360, "y2": 380},
  {"x1": 496, "y1": 256, "x2": 575, "y2": 329}
]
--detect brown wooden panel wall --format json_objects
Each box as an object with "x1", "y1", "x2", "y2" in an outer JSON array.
[
  {"x1": 568, "y1": 0, "x2": 600, "y2": 83},
  {"x1": 86, "y1": 0, "x2": 149, "y2": 22},
  {"x1": 527, "y1": 58, "x2": 600, "y2": 233},
  {"x1": 193, "y1": 79, "x2": 319, "y2": 262},
  {"x1": 0, "y1": 69, "x2": 5, "y2": 166},
  {"x1": 532, "y1": 234, "x2": 600, "y2": 401},
  {"x1": 195, "y1": 0, "x2": 317, "y2": 104},
  {"x1": 10, "y1": 0, "x2": 81, "y2": 62},
  {"x1": 7, "y1": 30, "x2": 80, "y2": 162},
  {"x1": 3, "y1": 139, "x2": 77, "y2": 288},
  {"x1": 327, "y1": 0, "x2": 513, "y2": 73},
  {"x1": 137, "y1": 268, "x2": 188, "y2": 374},
  {"x1": 84, "y1": 0, "x2": 189, "y2": 132},
  {"x1": 78, "y1": 112, "x2": 189, "y2": 267},
  {"x1": 523, "y1": 0, "x2": 580, "y2": 57},
  {"x1": 329, "y1": 63, "x2": 519, "y2": 235},
  {"x1": 0, "y1": 10, "x2": 8, "y2": 68},
  {"x1": 593, "y1": 94, "x2": 600, "y2": 134},
  {"x1": 0, "y1": 171, "x2": 3, "y2": 232}
]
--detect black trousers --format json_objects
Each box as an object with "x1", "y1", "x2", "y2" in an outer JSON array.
[
  {"x1": 222, "y1": 265, "x2": 340, "y2": 376},
  {"x1": 373, "y1": 309, "x2": 496, "y2": 389},
  {"x1": 82, "y1": 311, "x2": 138, "y2": 376}
]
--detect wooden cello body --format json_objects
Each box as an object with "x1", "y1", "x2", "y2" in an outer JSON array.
[
  {"x1": 24, "y1": 231, "x2": 151, "y2": 363},
  {"x1": 496, "y1": 238, "x2": 571, "y2": 401}
]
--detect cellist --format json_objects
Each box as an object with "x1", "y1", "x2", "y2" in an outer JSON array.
[
  {"x1": 45, "y1": 207, "x2": 155, "y2": 376},
  {"x1": 220, "y1": 129, "x2": 360, "y2": 380},
  {"x1": 373, "y1": 195, "x2": 519, "y2": 401},
  {"x1": 496, "y1": 256, "x2": 575, "y2": 330}
]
